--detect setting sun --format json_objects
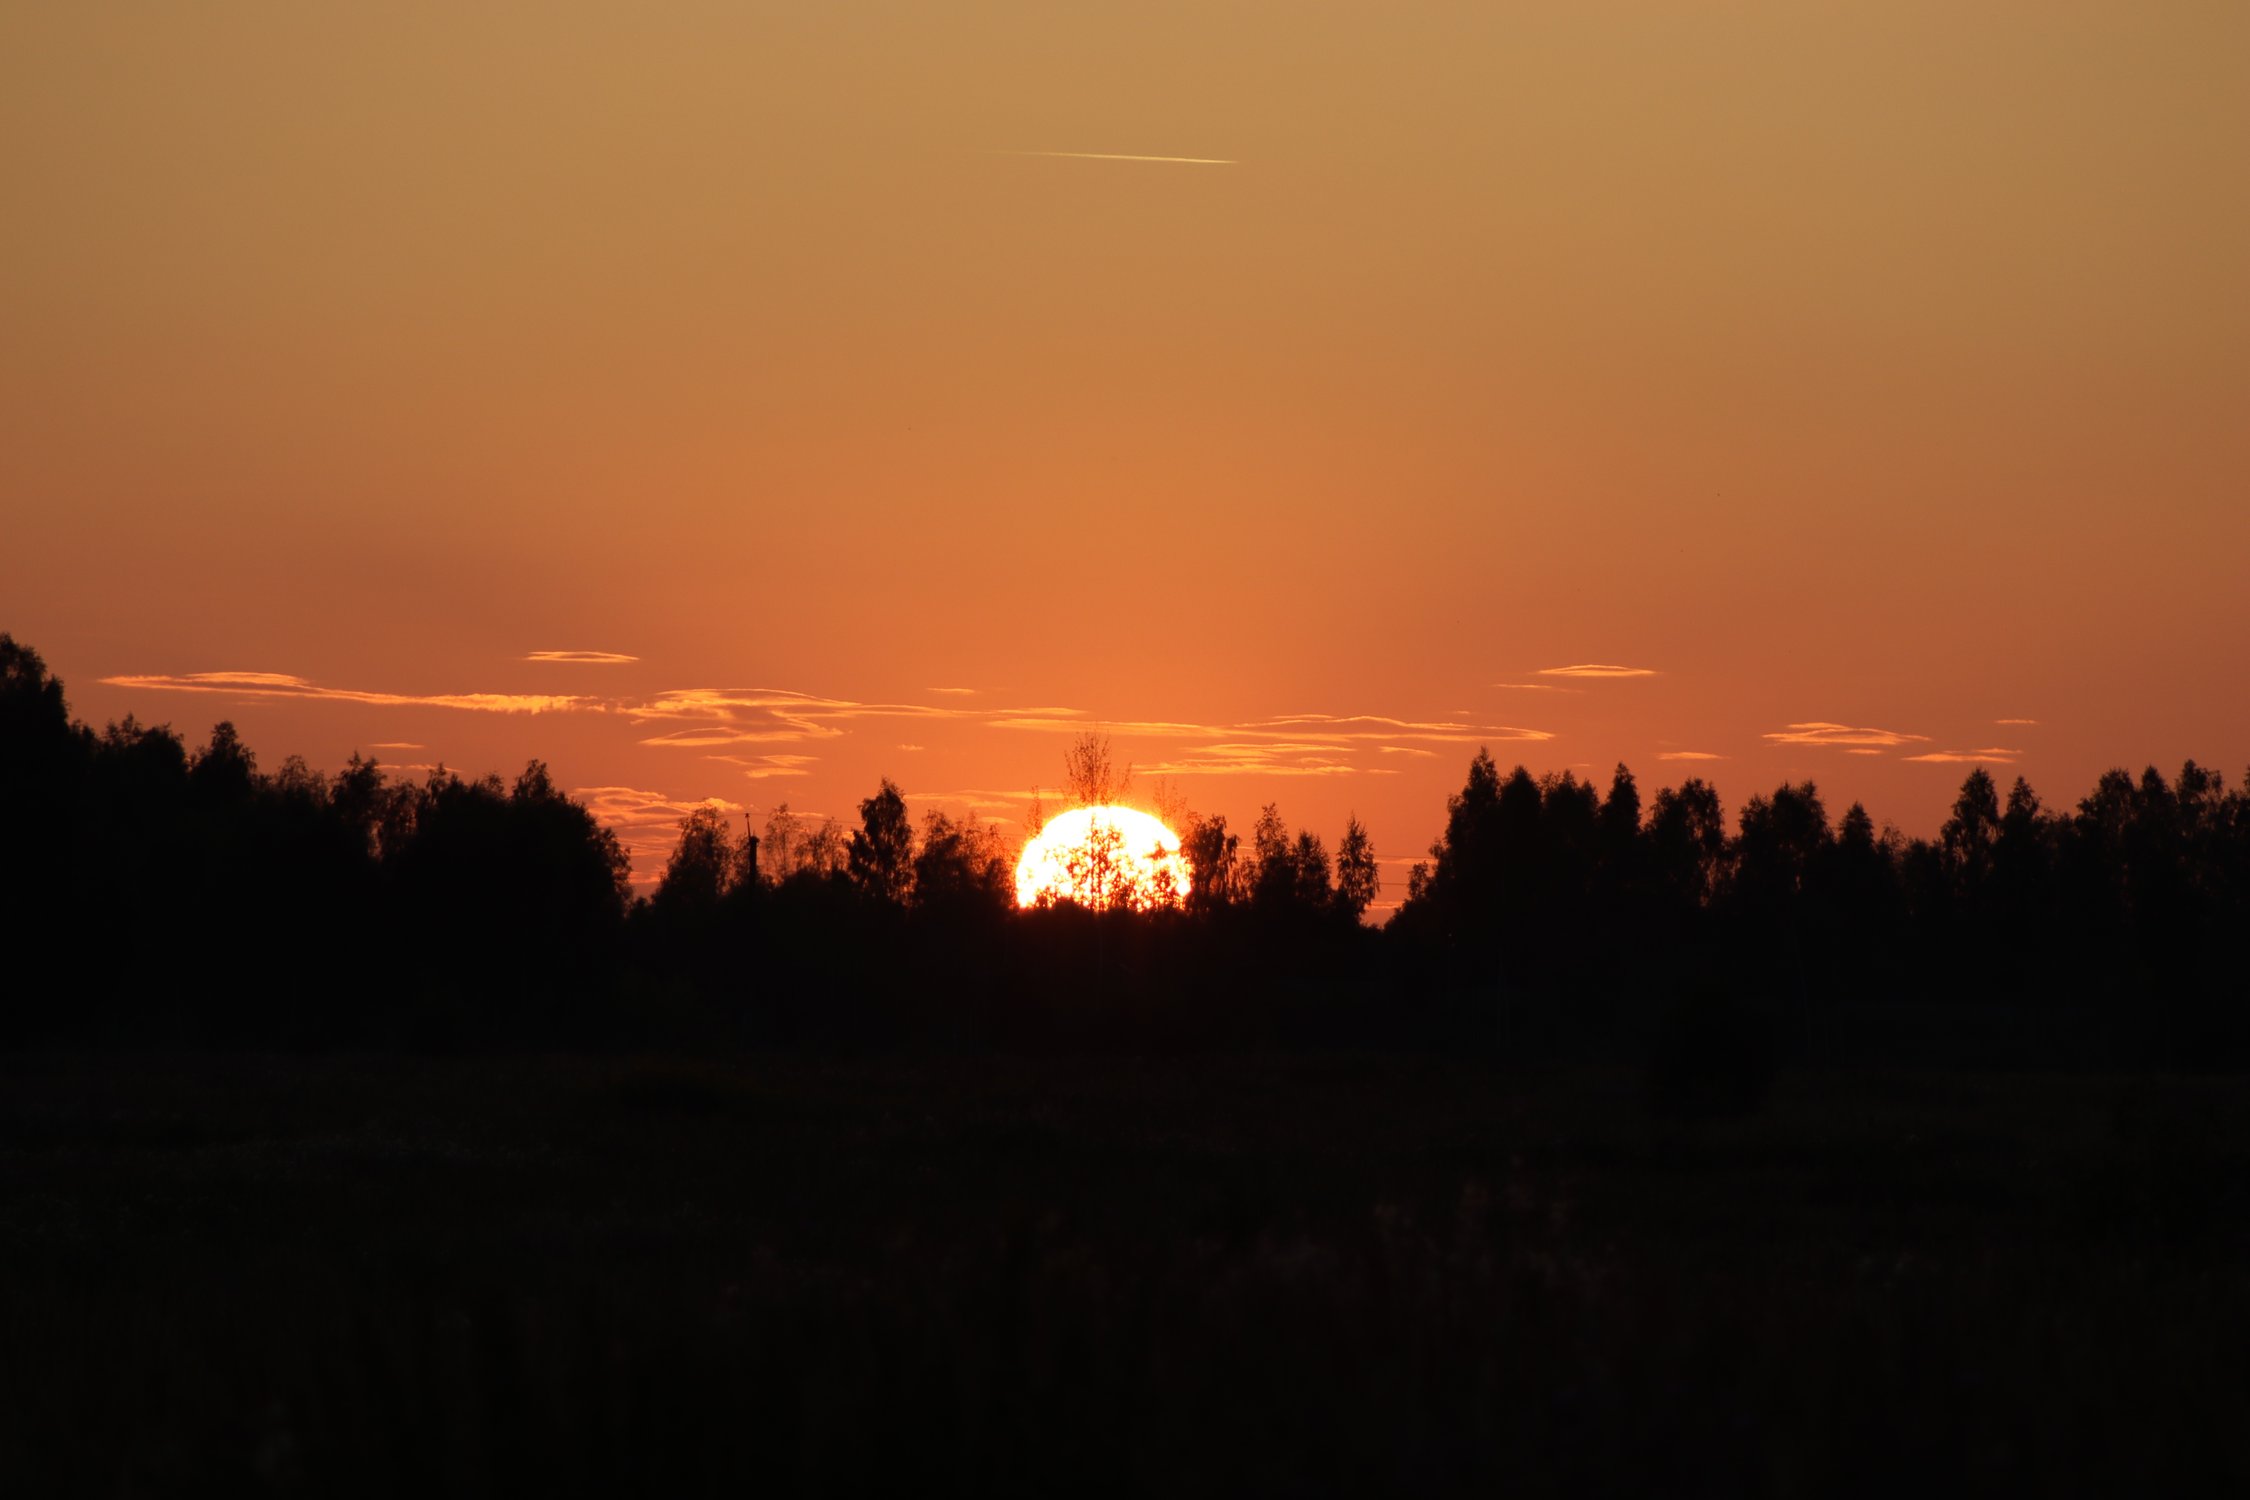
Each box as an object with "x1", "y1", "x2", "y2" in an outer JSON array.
[{"x1": 1015, "y1": 806, "x2": 1189, "y2": 911}]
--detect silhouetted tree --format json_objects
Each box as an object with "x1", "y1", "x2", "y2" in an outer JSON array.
[
  {"x1": 0, "y1": 636, "x2": 87, "y2": 1013},
  {"x1": 189, "y1": 721, "x2": 257, "y2": 806},
  {"x1": 1292, "y1": 830, "x2": 1333, "y2": 910},
  {"x1": 1647, "y1": 777, "x2": 1727, "y2": 913},
  {"x1": 760, "y1": 803, "x2": 802, "y2": 884},
  {"x1": 1735, "y1": 781, "x2": 1829, "y2": 908},
  {"x1": 1828, "y1": 801, "x2": 1903, "y2": 947},
  {"x1": 385, "y1": 760, "x2": 630, "y2": 1029},
  {"x1": 331, "y1": 753, "x2": 389, "y2": 858},
  {"x1": 1941, "y1": 767, "x2": 2002, "y2": 911},
  {"x1": 11, "y1": 625, "x2": 2250, "y2": 1060},
  {"x1": 912, "y1": 809, "x2": 1014, "y2": 913},
  {"x1": 1335, "y1": 814, "x2": 1379, "y2": 921},
  {"x1": 849, "y1": 778, "x2": 914, "y2": 904},
  {"x1": 1599, "y1": 763, "x2": 1642, "y2": 855},
  {"x1": 1250, "y1": 804, "x2": 1297, "y2": 911},
  {"x1": 1596, "y1": 763, "x2": 1645, "y2": 914},
  {"x1": 0, "y1": 634, "x2": 71, "y2": 753},
  {"x1": 1182, "y1": 814, "x2": 1240, "y2": 911},
  {"x1": 658, "y1": 806, "x2": 737, "y2": 913},
  {"x1": 1062, "y1": 732, "x2": 1130, "y2": 807},
  {"x1": 798, "y1": 816, "x2": 848, "y2": 881}
]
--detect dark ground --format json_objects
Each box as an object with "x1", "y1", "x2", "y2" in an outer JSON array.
[{"x1": 2, "y1": 1050, "x2": 2246, "y2": 1496}]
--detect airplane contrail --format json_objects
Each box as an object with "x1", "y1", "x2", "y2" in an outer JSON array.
[{"x1": 987, "y1": 149, "x2": 1235, "y2": 165}]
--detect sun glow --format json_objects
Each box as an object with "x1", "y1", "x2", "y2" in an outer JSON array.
[{"x1": 1014, "y1": 805, "x2": 1189, "y2": 911}]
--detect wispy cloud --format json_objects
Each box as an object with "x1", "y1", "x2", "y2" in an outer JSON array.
[
  {"x1": 905, "y1": 788, "x2": 1041, "y2": 817},
  {"x1": 1657, "y1": 751, "x2": 1725, "y2": 761},
  {"x1": 1492, "y1": 681, "x2": 1582, "y2": 694},
  {"x1": 106, "y1": 663, "x2": 1544, "y2": 795},
  {"x1": 1256, "y1": 713, "x2": 1550, "y2": 744},
  {"x1": 1538, "y1": 664, "x2": 1658, "y2": 679},
  {"x1": 1995, "y1": 718, "x2": 2040, "y2": 726},
  {"x1": 988, "y1": 149, "x2": 1234, "y2": 165},
  {"x1": 982, "y1": 710, "x2": 1547, "y2": 783},
  {"x1": 571, "y1": 785, "x2": 744, "y2": 884},
  {"x1": 704, "y1": 752, "x2": 819, "y2": 780},
  {"x1": 574, "y1": 785, "x2": 742, "y2": 825},
  {"x1": 629, "y1": 688, "x2": 999, "y2": 746},
  {"x1": 1764, "y1": 722, "x2": 1930, "y2": 750},
  {"x1": 987, "y1": 715, "x2": 1224, "y2": 737},
  {"x1": 368, "y1": 741, "x2": 424, "y2": 750},
  {"x1": 100, "y1": 672, "x2": 595, "y2": 715},
  {"x1": 525, "y1": 650, "x2": 638, "y2": 665},
  {"x1": 1141, "y1": 742, "x2": 1364, "y2": 778},
  {"x1": 1903, "y1": 748, "x2": 2022, "y2": 765},
  {"x1": 639, "y1": 725, "x2": 838, "y2": 748}
]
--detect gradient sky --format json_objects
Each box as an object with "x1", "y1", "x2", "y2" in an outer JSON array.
[{"x1": 6, "y1": 3, "x2": 2247, "y2": 907}]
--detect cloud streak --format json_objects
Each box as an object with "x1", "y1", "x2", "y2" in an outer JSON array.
[
  {"x1": 1538, "y1": 664, "x2": 1658, "y2": 679},
  {"x1": 983, "y1": 710, "x2": 1550, "y2": 779},
  {"x1": 704, "y1": 752, "x2": 820, "y2": 780},
  {"x1": 989, "y1": 149, "x2": 1234, "y2": 165},
  {"x1": 1763, "y1": 722, "x2": 1930, "y2": 750},
  {"x1": 1903, "y1": 748, "x2": 2022, "y2": 765},
  {"x1": 525, "y1": 650, "x2": 638, "y2": 664},
  {"x1": 571, "y1": 785, "x2": 745, "y2": 885},
  {"x1": 104, "y1": 664, "x2": 1547, "y2": 787},
  {"x1": 1140, "y1": 742, "x2": 1363, "y2": 779},
  {"x1": 100, "y1": 672, "x2": 595, "y2": 715}
]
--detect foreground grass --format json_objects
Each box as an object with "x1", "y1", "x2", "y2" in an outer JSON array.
[{"x1": 0, "y1": 1051, "x2": 2245, "y2": 1496}]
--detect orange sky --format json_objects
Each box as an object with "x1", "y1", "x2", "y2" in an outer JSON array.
[{"x1": 5, "y1": 3, "x2": 2247, "y2": 908}]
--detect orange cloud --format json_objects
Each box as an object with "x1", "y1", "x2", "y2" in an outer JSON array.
[
  {"x1": 1657, "y1": 750, "x2": 1725, "y2": 761},
  {"x1": 987, "y1": 148, "x2": 1235, "y2": 165},
  {"x1": 630, "y1": 687, "x2": 1000, "y2": 746},
  {"x1": 571, "y1": 785, "x2": 746, "y2": 884},
  {"x1": 524, "y1": 650, "x2": 639, "y2": 664},
  {"x1": 1903, "y1": 748, "x2": 2022, "y2": 765},
  {"x1": 100, "y1": 672, "x2": 596, "y2": 714},
  {"x1": 1763, "y1": 722, "x2": 1930, "y2": 750},
  {"x1": 102, "y1": 666, "x2": 1552, "y2": 803},
  {"x1": 906, "y1": 788, "x2": 1041, "y2": 818},
  {"x1": 1141, "y1": 741, "x2": 1364, "y2": 778},
  {"x1": 704, "y1": 752, "x2": 820, "y2": 780},
  {"x1": 1537, "y1": 664, "x2": 1658, "y2": 679},
  {"x1": 1255, "y1": 713, "x2": 1551, "y2": 744}
]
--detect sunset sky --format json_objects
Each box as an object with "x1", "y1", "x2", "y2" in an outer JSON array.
[{"x1": 6, "y1": 3, "x2": 2246, "y2": 904}]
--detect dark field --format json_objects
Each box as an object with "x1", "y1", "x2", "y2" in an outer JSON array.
[{"x1": 3, "y1": 1052, "x2": 2247, "y2": 1496}]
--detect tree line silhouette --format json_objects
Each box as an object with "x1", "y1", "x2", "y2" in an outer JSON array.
[{"x1": 4, "y1": 632, "x2": 2246, "y2": 1060}]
